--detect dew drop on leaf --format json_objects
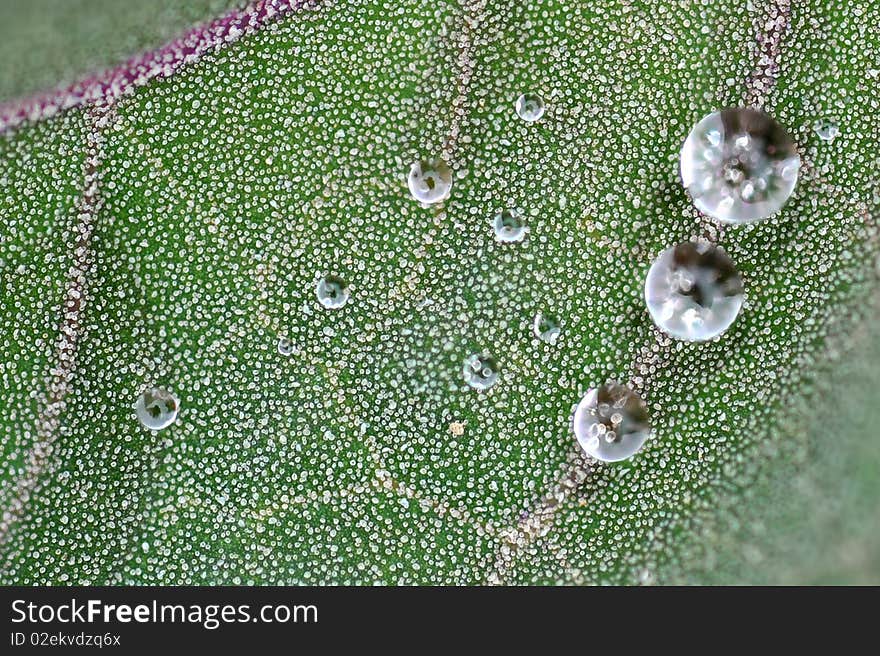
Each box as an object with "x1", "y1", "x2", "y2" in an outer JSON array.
[
  {"x1": 532, "y1": 312, "x2": 561, "y2": 344},
  {"x1": 645, "y1": 241, "x2": 744, "y2": 341},
  {"x1": 407, "y1": 158, "x2": 452, "y2": 204},
  {"x1": 515, "y1": 92, "x2": 545, "y2": 122},
  {"x1": 277, "y1": 336, "x2": 294, "y2": 356},
  {"x1": 462, "y1": 353, "x2": 500, "y2": 391},
  {"x1": 573, "y1": 383, "x2": 651, "y2": 462},
  {"x1": 813, "y1": 118, "x2": 840, "y2": 142},
  {"x1": 135, "y1": 387, "x2": 179, "y2": 431},
  {"x1": 315, "y1": 274, "x2": 350, "y2": 310},
  {"x1": 680, "y1": 107, "x2": 800, "y2": 223},
  {"x1": 493, "y1": 208, "x2": 527, "y2": 243}
]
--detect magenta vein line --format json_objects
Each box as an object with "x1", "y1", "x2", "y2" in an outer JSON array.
[{"x1": 0, "y1": 0, "x2": 319, "y2": 133}]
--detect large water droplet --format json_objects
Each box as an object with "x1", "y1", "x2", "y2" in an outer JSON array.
[
  {"x1": 316, "y1": 274, "x2": 350, "y2": 309},
  {"x1": 680, "y1": 107, "x2": 800, "y2": 223},
  {"x1": 515, "y1": 93, "x2": 545, "y2": 122},
  {"x1": 407, "y1": 158, "x2": 452, "y2": 204},
  {"x1": 813, "y1": 118, "x2": 839, "y2": 142},
  {"x1": 462, "y1": 353, "x2": 499, "y2": 391},
  {"x1": 135, "y1": 387, "x2": 179, "y2": 430},
  {"x1": 645, "y1": 241, "x2": 744, "y2": 341},
  {"x1": 493, "y1": 209, "x2": 527, "y2": 243},
  {"x1": 573, "y1": 383, "x2": 651, "y2": 462},
  {"x1": 532, "y1": 312, "x2": 561, "y2": 344}
]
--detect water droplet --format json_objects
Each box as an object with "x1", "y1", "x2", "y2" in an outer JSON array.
[
  {"x1": 407, "y1": 158, "x2": 452, "y2": 204},
  {"x1": 462, "y1": 353, "x2": 499, "y2": 391},
  {"x1": 573, "y1": 383, "x2": 651, "y2": 462},
  {"x1": 135, "y1": 387, "x2": 179, "y2": 430},
  {"x1": 532, "y1": 312, "x2": 561, "y2": 344},
  {"x1": 813, "y1": 119, "x2": 839, "y2": 142},
  {"x1": 316, "y1": 274, "x2": 350, "y2": 309},
  {"x1": 645, "y1": 241, "x2": 744, "y2": 341},
  {"x1": 515, "y1": 93, "x2": 545, "y2": 122},
  {"x1": 277, "y1": 336, "x2": 294, "y2": 356},
  {"x1": 493, "y1": 209, "x2": 527, "y2": 243},
  {"x1": 680, "y1": 107, "x2": 800, "y2": 223}
]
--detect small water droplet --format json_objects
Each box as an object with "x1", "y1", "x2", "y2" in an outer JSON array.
[
  {"x1": 135, "y1": 387, "x2": 179, "y2": 430},
  {"x1": 813, "y1": 119, "x2": 839, "y2": 142},
  {"x1": 277, "y1": 336, "x2": 295, "y2": 356},
  {"x1": 532, "y1": 312, "x2": 561, "y2": 344},
  {"x1": 462, "y1": 353, "x2": 499, "y2": 391},
  {"x1": 316, "y1": 274, "x2": 350, "y2": 309},
  {"x1": 680, "y1": 107, "x2": 800, "y2": 223},
  {"x1": 407, "y1": 158, "x2": 452, "y2": 204},
  {"x1": 493, "y1": 209, "x2": 527, "y2": 243},
  {"x1": 645, "y1": 241, "x2": 744, "y2": 341},
  {"x1": 573, "y1": 383, "x2": 651, "y2": 462},
  {"x1": 515, "y1": 93, "x2": 545, "y2": 122}
]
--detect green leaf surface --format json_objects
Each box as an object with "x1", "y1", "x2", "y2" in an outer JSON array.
[{"x1": 1, "y1": 0, "x2": 878, "y2": 584}]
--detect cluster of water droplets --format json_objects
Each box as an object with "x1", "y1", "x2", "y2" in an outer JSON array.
[{"x1": 1, "y1": 0, "x2": 877, "y2": 589}]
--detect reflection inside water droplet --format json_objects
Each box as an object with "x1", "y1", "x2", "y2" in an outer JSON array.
[
  {"x1": 493, "y1": 209, "x2": 527, "y2": 243},
  {"x1": 316, "y1": 274, "x2": 350, "y2": 309},
  {"x1": 644, "y1": 241, "x2": 744, "y2": 341},
  {"x1": 135, "y1": 387, "x2": 179, "y2": 430},
  {"x1": 277, "y1": 336, "x2": 295, "y2": 356},
  {"x1": 573, "y1": 383, "x2": 650, "y2": 462},
  {"x1": 813, "y1": 119, "x2": 839, "y2": 142},
  {"x1": 680, "y1": 107, "x2": 800, "y2": 223},
  {"x1": 463, "y1": 353, "x2": 499, "y2": 390},
  {"x1": 532, "y1": 312, "x2": 561, "y2": 344},
  {"x1": 515, "y1": 93, "x2": 545, "y2": 122},
  {"x1": 407, "y1": 158, "x2": 452, "y2": 204}
]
